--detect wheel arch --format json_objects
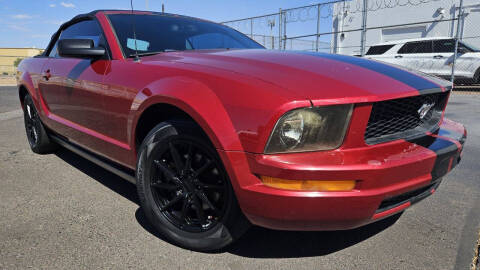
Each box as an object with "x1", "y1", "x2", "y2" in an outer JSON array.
[
  {"x1": 129, "y1": 77, "x2": 243, "y2": 154},
  {"x1": 134, "y1": 102, "x2": 210, "y2": 151},
  {"x1": 18, "y1": 84, "x2": 29, "y2": 106},
  {"x1": 17, "y1": 67, "x2": 38, "y2": 108}
]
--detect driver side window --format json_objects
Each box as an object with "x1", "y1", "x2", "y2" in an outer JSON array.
[
  {"x1": 433, "y1": 39, "x2": 455, "y2": 53},
  {"x1": 48, "y1": 20, "x2": 105, "y2": 58}
]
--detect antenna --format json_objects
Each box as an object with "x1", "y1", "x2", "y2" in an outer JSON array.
[{"x1": 131, "y1": 0, "x2": 140, "y2": 62}]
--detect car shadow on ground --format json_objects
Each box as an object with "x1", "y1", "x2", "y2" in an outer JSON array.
[
  {"x1": 226, "y1": 214, "x2": 400, "y2": 258},
  {"x1": 55, "y1": 148, "x2": 402, "y2": 258},
  {"x1": 55, "y1": 148, "x2": 139, "y2": 204}
]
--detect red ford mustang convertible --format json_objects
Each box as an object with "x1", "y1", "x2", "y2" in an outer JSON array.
[{"x1": 17, "y1": 10, "x2": 467, "y2": 251}]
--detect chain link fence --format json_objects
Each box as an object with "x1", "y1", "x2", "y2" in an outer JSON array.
[{"x1": 222, "y1": 0, "x2": 480, "y2": 88}]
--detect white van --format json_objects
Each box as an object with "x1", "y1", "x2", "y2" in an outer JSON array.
[{"x1": 365, "y1": 37, "x2": 480, "y2": 84}]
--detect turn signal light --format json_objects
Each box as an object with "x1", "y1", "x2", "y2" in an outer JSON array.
[{"x1": 260, "y1": 176, "x2": 356, "y2": 191}]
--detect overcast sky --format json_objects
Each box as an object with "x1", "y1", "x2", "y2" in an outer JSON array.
[{"x1": 0, "y1": 0, "x2": 326, "y2": 48}]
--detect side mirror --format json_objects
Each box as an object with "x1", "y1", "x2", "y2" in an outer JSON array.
[
  {"x1": 58, "y1": 39, "x2": 105, "y2": 59},
  {"x1": 457, "y1": 47, "x2": 468, "y2": 54}
]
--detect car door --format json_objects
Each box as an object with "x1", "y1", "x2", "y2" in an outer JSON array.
[
  {"x1": 452, "y1": 41, "x2": 479, "y2": 80},
  {"x1": 431, "y1": 39, "x2": 456, "y2": 78},
  {"x1": 39, "y1": 19, "x2": 111, "y2": 151},
  {"x1": 455, "y1": 42, "x2": 480, "y2": 80},
  {"x1": 396, "y1": 40, "x2": 434, "y2": 74}
]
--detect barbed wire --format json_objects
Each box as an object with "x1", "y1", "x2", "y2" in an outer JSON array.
[
  {"x1": 222, "y1": 0, "x2": 443, "y2": 27},
  {"x1": 285, "y1": 4, "x2": 334, "y2": 23},
  {"x1": 222, "y1": 0, "x2": 477, "y2": 55},
  {"x1": 340, "y1": 0, "x2": 441, "y2": 15}
]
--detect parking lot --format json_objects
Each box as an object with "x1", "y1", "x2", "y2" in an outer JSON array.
[{"x1": 0, "y1": 85, "x2": 479, "y2": 269}]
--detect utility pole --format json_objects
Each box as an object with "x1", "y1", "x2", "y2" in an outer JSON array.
[
  {"x1": 145, "y1": 0, "x2": 148, "y2": 10},
  {"x1": 162, "y1": 4, "x2": 165, "y2": 13}
]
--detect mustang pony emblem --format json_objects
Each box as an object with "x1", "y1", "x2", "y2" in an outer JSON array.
[{"x1": 418, "y1": 102, "x2": 435, "y2": 119}]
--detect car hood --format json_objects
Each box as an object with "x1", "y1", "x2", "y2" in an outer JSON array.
[
  {"x1": 463, "y1": 52, "x2": 480, "y2": 57},
  {"x1": 142, "y1": 49, "x2": 450, "y2": 105}
]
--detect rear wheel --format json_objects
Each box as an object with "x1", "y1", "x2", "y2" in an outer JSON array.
[
  {"x1": 23, "y1": 94, "x2": 57, "y2": 154},
  {"x1": 136, "y1": 121, "x2": 249, "y2": 251}
]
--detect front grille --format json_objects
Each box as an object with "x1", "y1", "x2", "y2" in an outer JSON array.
[{"x1": 365, "y1": 92, "x2": 449, "y2": 144}]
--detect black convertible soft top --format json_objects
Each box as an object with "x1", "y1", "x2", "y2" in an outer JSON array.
[{"x1": 42, "y1": 10, "x2": 215, "y2": 57}]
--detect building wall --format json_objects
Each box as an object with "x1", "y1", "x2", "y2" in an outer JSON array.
[
  {"x1": 0, "y1": 48, "x2": 44, "y2": 75},
  {"x1": 331, "y1": 0, "x2": 480, "y2": 55}
]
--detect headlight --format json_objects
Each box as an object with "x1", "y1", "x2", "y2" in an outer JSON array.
[{"x1": 264, "y1": 104, "x2": 353, "y2": 154}]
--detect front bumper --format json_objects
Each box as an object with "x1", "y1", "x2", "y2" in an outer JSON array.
[{"x1": 220, "y1": 118, "x2": 466, "y2": 231}]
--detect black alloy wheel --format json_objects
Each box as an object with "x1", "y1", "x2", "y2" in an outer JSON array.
[
  {"x1": 150, "y1": 138, "x2": 228, "y2": 232},
  {"x1": 24, "y1": 96, "x2": 41, "y2": 148},
  {"x1": 136, "y1": 121, "x2": 249, "y2": 251},
  {"x1": 22, "y1": 94, "x2": 57, "y2": 154}
]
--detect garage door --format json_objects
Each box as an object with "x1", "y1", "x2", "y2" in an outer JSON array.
[{"x1": 382, "y1": 26, "x2": 427, "y2": 42}]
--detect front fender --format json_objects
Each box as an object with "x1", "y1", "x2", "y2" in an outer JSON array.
[
  {"x1": 17, "y1": 57, "x2": 48, "y2": 112},
  {"x1": 18, "y1": 71, "x2": 36, "y2": 104},
  {"x1": 129, "y1": 76, "x2": 243, "y2": 152}
]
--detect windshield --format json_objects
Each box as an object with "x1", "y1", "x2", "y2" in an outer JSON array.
[
  {"x1": 108, "y1": 13, "x2": 264, "y2": 57},
  {"x1": 460, "y1": 40, "x2": 480, "y2": 52}
]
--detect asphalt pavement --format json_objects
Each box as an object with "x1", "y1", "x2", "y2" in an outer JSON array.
[{"x1": 0, "y1": 86, "x2": 479, "y2": 270}]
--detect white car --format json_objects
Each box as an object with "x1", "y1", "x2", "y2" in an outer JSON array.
[{"x1": 365, "y1": 37, "x2": 480, "y2": 84}]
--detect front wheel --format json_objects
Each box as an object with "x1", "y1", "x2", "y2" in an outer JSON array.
[{"x1": 136, "y1": 122, "x2": 249, "y2": 251}]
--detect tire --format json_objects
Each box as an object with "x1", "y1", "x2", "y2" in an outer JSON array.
[
  {"x1": 23, "y1": 94, "x2": 58, "y2": 154},
  {"x1": 474, "y1": 68, "x2": 480, "y2": 84},
  {"x1": 136, "y1": 121, "x2": 250, "y2": 251}
]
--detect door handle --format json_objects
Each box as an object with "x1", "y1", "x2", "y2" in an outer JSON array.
[
  {"x1": 433, "y1": 55, "x2": 444, "y2": 59},
  {"x1": 42, "y1": 69, "x2": 51, "y2": 80},
  {"x1": 395, "y1": 55, "x2": 403, "y2": 58}
]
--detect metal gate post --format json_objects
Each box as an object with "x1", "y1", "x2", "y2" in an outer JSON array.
[
  {"x1": 451, "y1": 0, "x2": 464, "y2": 85},
  {"x1": 250, "y1": 18, "x2": 253, "y2": 38},
  {"x1": 316, "y1": 4, "x2": 321, "y2": 52},
  {"x1": 360, "y1": 0, "x2": 368, "y2": 56},
  {"x1": 459, "y1": 4, "x2": 465, "y2": 41},
  {"x1": 283, "y1": 10, "x2": 287, "y2": 50},
  {"x1": 278, "y1": 9, "x2": 282, "y2": 50}
]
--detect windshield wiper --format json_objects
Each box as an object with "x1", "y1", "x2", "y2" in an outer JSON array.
[
  {"x1": 128, "y1": 51, "x2": 164, "y2": 58},
  {"x1": 128, "y1": 49, "x2": 179, "y2": 58}
]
